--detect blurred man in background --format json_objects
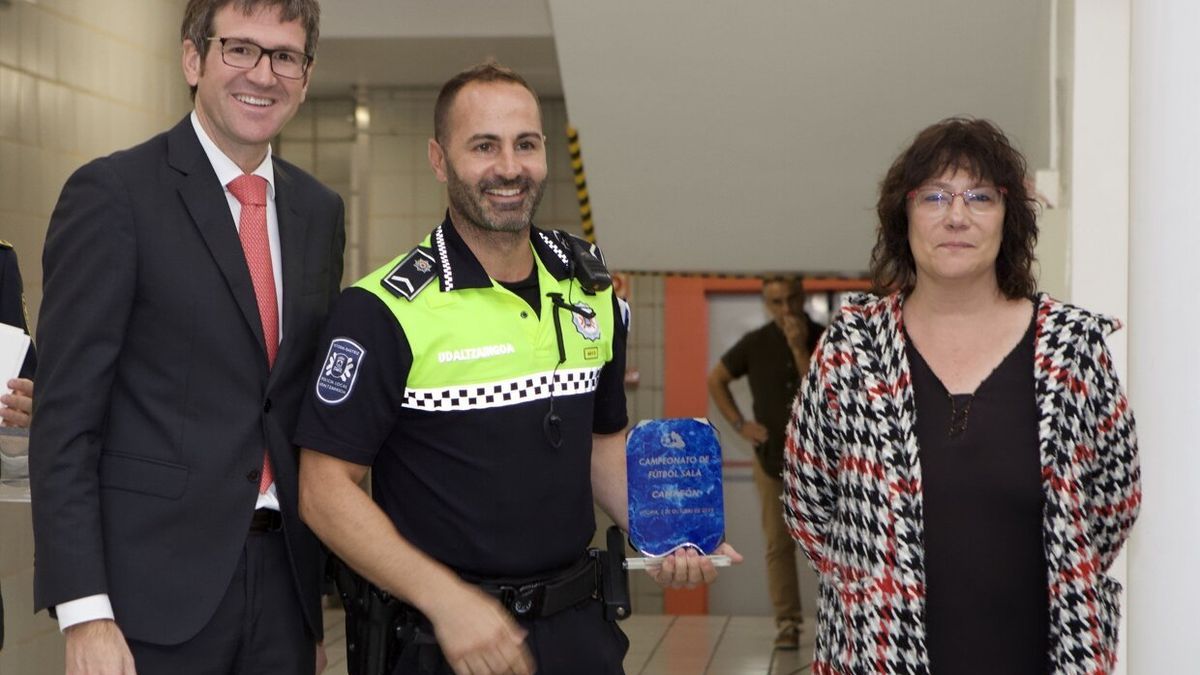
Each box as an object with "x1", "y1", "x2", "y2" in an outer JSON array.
[{"x1": 708, "y1": 277, "x2": 821, "y2": 650}]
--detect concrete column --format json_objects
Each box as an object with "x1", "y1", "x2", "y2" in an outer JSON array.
[
  {"x1": 1067, "y1": 1, "x2": 1133, "y2": 672},
  {"x1": 1127, "y1": 1, "x2": 1200, "y2": 672}
]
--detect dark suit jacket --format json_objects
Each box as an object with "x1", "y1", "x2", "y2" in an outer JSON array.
[{"x1": 30, "y1": 116, "x2": 345, "y2": 645}]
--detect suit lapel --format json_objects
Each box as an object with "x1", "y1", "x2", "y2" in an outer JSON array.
[
  {"x1": 272, "y1": 160, "x2": 309, "y2": 383},
  {"x1": 167, "y1": 119, "x2": 269, "y2": 366}
]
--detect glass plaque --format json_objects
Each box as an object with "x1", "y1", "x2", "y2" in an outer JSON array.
[{"x1": 625, "y1": 418, "x2": 726, "y2": 562}]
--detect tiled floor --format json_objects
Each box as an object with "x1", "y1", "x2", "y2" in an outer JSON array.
[{"x1": 323, "y1": 607, "x2": 814, "y2": 674}]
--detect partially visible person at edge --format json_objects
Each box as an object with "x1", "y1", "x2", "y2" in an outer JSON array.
[
  {"x1": 29, "y1": 0, "x2": 344, "y2": 673},
  {"x1": 782, "y1": 117, "x2": 1140, "y2": 674},
  {"x1": 0, "y1": 240, "x2": 36, "y2": 427},
  {"x1": 707, "y1": 276, "x2": 821, "y2": 650},
  {"x1": 295, "y1": 61, "x2": 741, "y2": 675},
  {"x1": 0, "y1": 240, "x2": 37, "y2": 654}
]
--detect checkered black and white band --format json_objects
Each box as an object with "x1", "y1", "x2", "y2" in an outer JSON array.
[
  {"x1": 402, "y1": 366, "x2": 603, "y2": 412},
  {"x1": 537, "y1": 231, "x2": 571, "y2": 268},
  {"x1": 434, "y1": 225, "x2": 455, "y2": 291}
]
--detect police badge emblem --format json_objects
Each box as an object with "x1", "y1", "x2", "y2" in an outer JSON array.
[
  {"x1": 571, "y1": 302, "x2": 601, "y2": 341},
  {"x1": 316, "y1": 338, "x2": 365, "y2": 405},
  {"x1": 382, "y1": 247, "x2": 437, "y2": 301}
]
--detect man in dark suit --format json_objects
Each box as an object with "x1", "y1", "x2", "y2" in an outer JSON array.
[
  {"x1": 0, "y1": 240, "x2": 37, "y2": 653},
  {"x1": 29, "y1": 1, "x2": 343, "y2": 673}
]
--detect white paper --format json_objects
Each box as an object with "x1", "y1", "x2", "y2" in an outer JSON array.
[{"x1": 0, "y1": 322, "x2": 31, "y2": 383}]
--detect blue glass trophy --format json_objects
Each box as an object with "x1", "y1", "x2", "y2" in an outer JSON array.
[{"x1": 624, "y1": 418, "x2": 731, "y2": 569}]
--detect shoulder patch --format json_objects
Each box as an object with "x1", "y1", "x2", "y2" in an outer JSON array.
[
  {"x1": 382, "y1": 247, "x2": 437, "y2": 301},
  {"x1": 316, "y1": 338, "x2": 365, "y2": 405},
  {"x1": 572, "y1": 302, "x2": 602, "y2": 341}
]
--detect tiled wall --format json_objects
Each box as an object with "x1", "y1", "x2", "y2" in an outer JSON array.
[
  {"x1": 0, "y1": 0, "x2": 190, "y2": 672},
  {"x1": 0, "y1": 0, "x2": 192, "y2": 331},
  {"x1": 620, "y1": 273, "x2": 667, "y2": 612},
  {"x1": 276, "y1": 97, "x2": 355, "y2": 282}
]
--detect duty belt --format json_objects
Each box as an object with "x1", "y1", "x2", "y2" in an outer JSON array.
[
  {"x1": 470, "y1": 555, "x2": 599, "y2": 619},
  {"x1": 329, "y1": 527, "x2": 632, "y2": 675}
]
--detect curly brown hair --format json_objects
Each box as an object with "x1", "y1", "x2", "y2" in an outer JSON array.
[{"x1": 870, "y1": 117, "x2": 1039, "y2": 298}]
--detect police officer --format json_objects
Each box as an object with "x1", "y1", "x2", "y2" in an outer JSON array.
[
  {"x1": 0, "y1": 240, "x2": 36, "y2": 652},
  {"x1": 295, "y1": 63, "x2": 740, "y2": 675}
]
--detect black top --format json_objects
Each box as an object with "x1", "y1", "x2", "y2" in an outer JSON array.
[
  {"x1": 720, "y1": 318, "x2": 821, "y2": 476},
  {"x1": 907, "y1": 314, "x2": 1049, "y2": 674},
  {"x1": 497, "y1": 263, "x2": 541, "y2": 315}
]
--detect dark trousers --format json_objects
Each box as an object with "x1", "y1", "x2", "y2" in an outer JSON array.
[
  {"x1": 127, "y1": 529, "x2": 315, "y2": 675},
  {"x1": 392, "y1": 598, "x2": 628, "y2": 675}
]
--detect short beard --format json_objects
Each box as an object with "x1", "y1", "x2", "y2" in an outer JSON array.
[{"x1": 445, "y1": 161, "x2": 545, "y2": 234}]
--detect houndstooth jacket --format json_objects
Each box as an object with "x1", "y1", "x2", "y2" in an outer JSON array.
[{"x1": 782, "y1": 292, "x2": 1140, "y2": 675}]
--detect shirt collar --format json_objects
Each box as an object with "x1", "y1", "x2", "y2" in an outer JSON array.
[
  {"x1": 431, "y1": 213, "x2": 572, "y2": 292},
  {"x1": 190, "y1": 111, "x2": 275, "y2": 198}
]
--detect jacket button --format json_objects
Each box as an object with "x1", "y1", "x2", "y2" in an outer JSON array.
[
  {"x1": 263, "y1": 398, "x2": 272, "y2": 413},
  {"x1": 247, "y1": 469, "x2": 261, "y2": 483}
]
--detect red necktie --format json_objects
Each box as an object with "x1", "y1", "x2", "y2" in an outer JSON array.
[{"x1": 228, "y1": 175, "x2": 277, "y2": 494}]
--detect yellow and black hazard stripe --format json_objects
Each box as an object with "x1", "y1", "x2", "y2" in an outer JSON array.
[{"x1": 566, "y1": 126, "x2": 596, "y2": 244}]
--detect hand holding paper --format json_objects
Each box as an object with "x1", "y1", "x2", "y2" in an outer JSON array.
[{"x1": 0, "y1": 323, "x2": 31, "y2": 427}]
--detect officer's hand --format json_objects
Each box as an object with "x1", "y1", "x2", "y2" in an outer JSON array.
[
  {"x1": 65, "y1": 619, "x2": 137, "y2": 675},
  {"x1": 429, "y1": 583, "x2": 535, "y2": 675},
  {"x1": 646, "y1": 542, "x2": 744, "y2": 590},
  {"x1": 0, "y1": 377, "x2": 33, "y2": 428},
  {"x1": 738, "y1": 420, "x2": 769, "y2": 446}
]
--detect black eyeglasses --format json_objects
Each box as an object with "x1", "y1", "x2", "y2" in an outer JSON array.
[{"x1": 207, "y1": 37, "x2": 312, "y2": 80}]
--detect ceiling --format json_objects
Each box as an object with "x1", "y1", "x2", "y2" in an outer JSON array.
[
  {"x1": 547, "y1": 0, "x2": 1053, "y2": 273},
  {"x1": 309, "y1": 36, "x2": 562, "y2": 98},
  {"x1": 311, "y1": 0, "x2": 562, "y2": 97},
  {"x1": 306, "y1": 0, "x2": 1055, "y2": 273}
]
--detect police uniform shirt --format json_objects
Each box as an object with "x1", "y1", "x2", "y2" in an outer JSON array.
[{"x1": 295, "y1": 220, "x2": 628, "y2": 579}]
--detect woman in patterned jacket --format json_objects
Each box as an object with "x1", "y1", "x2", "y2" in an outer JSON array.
[{"x1": 783, "y1": 118, "x2": 1140, "y2": 674}]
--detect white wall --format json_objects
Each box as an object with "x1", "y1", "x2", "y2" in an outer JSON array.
[
  {"x1": 1127, "y1": 1, "x2": 1200, "y2": 672},
  {"x1": 1065, "y1": 2, "x2": 1131, "y2": 672}
]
